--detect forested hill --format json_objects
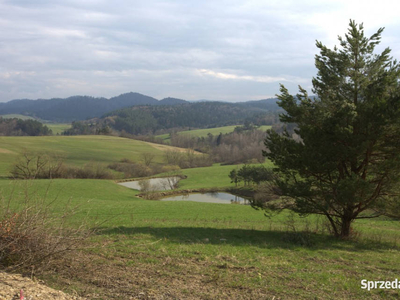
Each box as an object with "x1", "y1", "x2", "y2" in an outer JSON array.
[
  {"x1": 63, "y1": 101, "x2": 280, "y2": 135},
  {"x1": 0, "y1": 92, "x2": 279, "y2": 123},
  {"x1": 0, "y1": 93, "x2": 162, "y2": 122}
]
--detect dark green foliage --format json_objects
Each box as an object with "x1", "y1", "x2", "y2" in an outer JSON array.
[
  {"x1": 228, "y1": 169, "x2": 240, "y2": 186},
  {"x1": 112, "y1": 110, "x2": 158, "y2": 135},
  {"x1": 0, "y1": 93, "x2": 160, "y2": 122},
  {"x1": 0, "y1": 93, "x2": 281, "y2": 123},
  {"x1": 63, "y1": 121, "x2": 111, "y2": 135},
  {"x1": 103, "y1": 102, "x2": 268, "y2": 133},
  {"x1": 64, "y1": 101, "x2": 280, "y2": 136},
  {"x1": 216, "y1": 133, "x2": 223, "y2": 146},
  {"x1": 233, "y1": 120, "x2": 257, "y2": 133},
  {"x1": 230, "y1": 165, "x2": 274, "y2": 186},
  {"x1": 261, "y1": 21, "x2": 400, "y2": 238},
  {"x1": 0, "y1": 118, "x2": 52, "y2": 136}
]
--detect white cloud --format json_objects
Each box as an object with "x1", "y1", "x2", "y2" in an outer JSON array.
[
  {"x1": 198, "y1": 69, "x2": 287, "y2": 83},
  {"x1": 0, "y1": 0, "x2": 399, "y2": 102},
  {"x1": 42, "y1": 28, "x2": 87, "y2": 38}
]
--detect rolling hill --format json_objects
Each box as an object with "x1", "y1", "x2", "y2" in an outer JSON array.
[
  {"x1": 0, "y1": 135, "x2": 189, "y2": 177},
  {"x1": 0, "y1": 92, "x2": 279, "y2": 123}
]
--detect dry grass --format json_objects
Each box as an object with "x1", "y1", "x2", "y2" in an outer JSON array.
[{"x1": 0, "y1": 185, "x2": 95, "y2": 274}]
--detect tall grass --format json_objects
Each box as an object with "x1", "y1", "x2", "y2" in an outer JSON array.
[{"x1": 0, "y1": 182, "x2": 95, "y2": 274}]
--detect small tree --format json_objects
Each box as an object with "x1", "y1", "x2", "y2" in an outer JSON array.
[
  {"x1": 140, "y1": 152, "x2": 156, "y2": 167},
  {"x1": 10, "y1": 152, "x2": 48, "y2": 179},
  {"x1": 261, "y1": 21, "x2": 400, "y2": 238},
  {"x1": 229, "y1": 169, "x2": 240, "y2": 186},
  {"x1": 164, "y1": 149, "x2": 182, "y2": 165}
]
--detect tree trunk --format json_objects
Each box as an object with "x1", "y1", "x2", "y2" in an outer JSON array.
[
  {"x1": 325, "y1": 214, "x2": 339, "y2": 237},
  {"x1": 340, "y1": 217, "x2": 352, "y2": 239}
]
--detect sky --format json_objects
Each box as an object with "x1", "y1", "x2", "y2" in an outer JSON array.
[{"x1": 0, "y1": 0, "x2": 399, "y2": 102}]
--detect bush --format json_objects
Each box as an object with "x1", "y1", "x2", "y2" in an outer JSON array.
[
  {"x1": 74, "y1": 162, "x2": 114, "y2": 179},
  {"x1": 10, "y1": 152, "x2": 66, "y2": 179},
  {"x1": 161, "y1": 165, "x2": 181, "y2": 173},
  {"x1": 164, "y1": 149, "x2": 212, "y2": 169},
  {"x1": 10, "y1": 153, "x2": 114, "y2": 180},
  {"x1": 0, "y1": 187, "x2": 94, "y2": 273},
  {"x1": 108, "y1": 160, "x2": 153, "y2": 178}
]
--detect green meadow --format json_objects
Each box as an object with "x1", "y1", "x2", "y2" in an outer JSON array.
[
  {"x1": 0, "y1": 114, "x2": 37, "y2": 120},
  {"x1": 0, "y1": 135, "x2": 185, "y2": 177},
  {"x1": 1, "y1": 173, "x2": 400, "y2": 299},
  {"x1": 45, "y1": 123, "x2": 71, "y2": 135},
  {"x1": 0, "y1": 136, "x2": 399, "y2": 299},
  {"x1": 156, "y1": 125, "x2": 272, "y2": 141}
]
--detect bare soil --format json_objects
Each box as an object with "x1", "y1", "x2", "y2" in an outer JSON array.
[
  {"x1": 143, "y1": 142, "x2": 201, "y2": 154},
  {"x1": 0, "y1": 148, "x2": 14, "y2": 154},
  {"x1": 0, "y1": 271, "x2": 85, "y2": 300},
  {"x1": 37, "y1": 251, "x2": 272, "y2": 300}
]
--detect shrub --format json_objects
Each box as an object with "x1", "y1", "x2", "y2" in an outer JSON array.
[
  {"x1": 164, "y1": 149, "x2": 212, "y2": 169},
  {"x1": 10, "y1": 153, "x2": 114, "y2": 180},
  {"x1": 0, "y1": 187, "x2": 94, "y2": 273},
  {"x1": 74, "y1": 162, "x2": 114, "y2": 179},
  {"x1": 108, "y1": 160, "x2": 153, "y2": 178}
]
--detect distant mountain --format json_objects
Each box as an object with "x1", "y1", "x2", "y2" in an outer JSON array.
[
  {"x1": 108, "y1": 92, "x2": 159, "y2": 106},
  {"x1": 238, "y1": 98, "x2": 280, "y2": 111},
  {"x1": 188, "y1": 99, "x2": 221, "y2": 103},
  {"x1": 0, "y1": 93, "x2": 280, "y2": 123},
  {"x1": 0, "y1": 93, "x2": 160, "y2": 122},
  {"x1": 159, "y1": 97, "x2": 189, "y2": 105}
]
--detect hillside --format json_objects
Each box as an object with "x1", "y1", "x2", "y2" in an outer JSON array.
[
  {"x1": 0, "y1": 135, "x2": 188, "y2": 177},
  {"x1": 0, "y1": 92, "x2": 279, "y2": 123},
  {"x1": 0, "y1": 114, "x2": 37, "y2": 120},
  {"x1": 156, "y1": 125, "x2": 272, "y2": 141},
  {"x1": 0, "y1": 93, "x2": 160, "y2": 122},
  {"x1": 82, "y1": 101, "x2": 279, "y2": 135}
]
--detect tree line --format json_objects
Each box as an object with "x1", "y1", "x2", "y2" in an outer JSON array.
[
  {"x1": 62, "y1": 102, "x2": 280, "y2": 136},
  {"x1": 0, "y1": 118, "x2": 52, "y2": 136},
  {"x1": 168, "y1": 128, "x2": 268, "y2": 165}
]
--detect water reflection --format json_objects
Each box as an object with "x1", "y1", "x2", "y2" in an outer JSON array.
[
  {"x1": 118, "y1": 177, "x2": 180, "y2": 191},
  {"x1": 161, "y1": 192, "x2": 250, "y2": 205}
]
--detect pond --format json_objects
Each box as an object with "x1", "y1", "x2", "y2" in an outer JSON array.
[
  {"x1": 161, "y1": 192, "x2": 250, "y2": 205},
  {"x1": 118, "y1": 177, "x2": 180, "y2": 191}
]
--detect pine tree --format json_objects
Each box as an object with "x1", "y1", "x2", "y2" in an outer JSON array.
[{"x1": 262, "y1": 20, "x2": 400, "y2": 238}]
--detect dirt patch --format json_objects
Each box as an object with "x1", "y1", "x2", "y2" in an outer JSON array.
[
  {"x1": 41, "y1": 251, "x2": 272, "y2": 300},
  {"x1": 0, "y1": 271, "x2": 85, "y2": 300},
  {"x1": 0, "y1": 148, "x2": 14, "y2": 154},
  {"x1": 142, "y1": 142, "x2": 201, "y2": 154}
]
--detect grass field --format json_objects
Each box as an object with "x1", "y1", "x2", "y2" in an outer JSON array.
[
  {"x1": 156, "y1": 125, "x2": 272, "y2": 141},
  {"x1": 1, "y1": 135, "x2": 399, "y2": 299},
  {"x1": 177, "y1": 162, "x2": 272, "y2": 189},
  {"x1": 0, "y1": 114, "x2": 36, "y2": 120},
  {"x1": 1, "y1": 172, "x2": 399, "y2": 299},
  {"x1": 0, "y1": 135, "x2": 190, "y2": 177},
  {"x1": 45, "y1": 123, "x2": 71, "y2": 135}
]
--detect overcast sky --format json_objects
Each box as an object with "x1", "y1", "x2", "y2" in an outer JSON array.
[{"x1": 1, "y1": 0, "x2": 399, "y2": 102}]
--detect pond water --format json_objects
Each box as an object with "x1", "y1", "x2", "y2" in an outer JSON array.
[
  {"x1": 161, "y1": 192, "x2": 250, "y2": 205},
  {"x1": 118, "y1": 177, "x2": 180, "y2": 191}
]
